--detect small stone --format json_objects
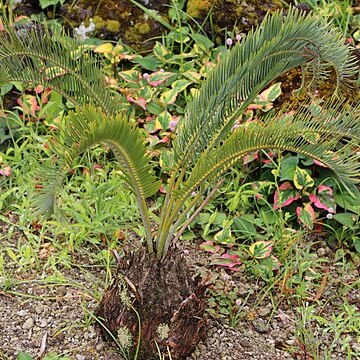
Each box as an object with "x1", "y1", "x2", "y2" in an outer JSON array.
[
  {"x1": 35, "y1": 305, "x2": 45, "y2": 315},
  {"x1": 257, "y1": 307, "x2": 271, "y2": 317},
  {"x1": 76, "y1": 355, "x2": 86, "y2": 360},
  {"x1": 39, "y1": 319, "x2": 48, "y2": 328},
  {"x1": 22, "y1": 318, "x2": 34, "y2": 330},
  {"x1": 95, "y1": 343, "x2": 104, "y2": 351},
  {"x1": 252, "y1": 319, "x2": 270, "y2": 334},
  {"x1": 285, "y1": 338, "x2": 296, "y2": 346},
  {"x1": 238, "y1": 338, "x2": 251, "y2": 348},
  {"x1": 238, "y1": 287, "x2": 250, "y2": 295},
  {"x1": 18, "y1": 310, "x2": 27, "y2": 317}
]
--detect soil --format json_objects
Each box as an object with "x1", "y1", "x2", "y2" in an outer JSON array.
[{"x1": 0, "y1": 213, "x2": 359, "y2": 359}]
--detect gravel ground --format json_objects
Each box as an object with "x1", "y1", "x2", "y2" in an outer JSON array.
[
  {"x1": 0, "y1": 279, "x2": 293, "y2": 360},
  {"x1": 0, "y1": 214, "x2": 359, "y2": 359}
]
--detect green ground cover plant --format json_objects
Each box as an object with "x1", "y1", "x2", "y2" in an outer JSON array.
[{"x1": 0, "y1": 2, "x2": 359, "y2": 359}]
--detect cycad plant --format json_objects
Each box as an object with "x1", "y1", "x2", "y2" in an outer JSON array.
[{"x1": 1, "y1": 8, "x2": 359, "y2": 359}]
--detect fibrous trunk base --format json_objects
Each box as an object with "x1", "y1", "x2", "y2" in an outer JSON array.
[{"x1": 96, "y1": 247, "x2": 207, "y2": 359}]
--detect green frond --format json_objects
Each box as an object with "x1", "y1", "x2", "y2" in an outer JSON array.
[
  {"x1": 33, "y1": 163, "x2": 66, "y2": 219},
  {"x1": 172, "y1": 7, "x2": 358, "y2": 169},
  {"x1": 0, "y1": 21, "x2": 119, "y2": 114},
  {"x1": 176, "y1": 104, "x2": 360, "y2": 203},
  {"x1": 33, "y1": 106, "x2": 160, "y2": 217}
]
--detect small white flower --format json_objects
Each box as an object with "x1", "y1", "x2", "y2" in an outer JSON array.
[
  {"x1": 73, "y1": 19, "x2": 95, "y2": 41},
  {"x1": 328, "y1": 207, "x2": 335, "y2": 213},
  {"x1": 226, "y1": 38, "x2": 233, "y2": 46},
  {"x1": 143, "y1": 73, "x2": 150, "y2": 79},
  {"x1": 236, "y1": 34, "x2": 242, "y2": 42},
  {"x1": 326, "y1": 213, "x2": 333, "y2": 219}
]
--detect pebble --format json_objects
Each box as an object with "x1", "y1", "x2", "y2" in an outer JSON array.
[
  {"x1": 35, "y1": 305, "x2": 46, "y2": 315},
  {"x1": 238, "y1": 283, "x2": 250, "y2": 295},
  {"x1": 257, "y1": 306, "x2": 271, "y2": 317},
  {"x1": 39, "y1": 319, "x2": 48, "y2": 328},
  {"x1": 76, "y1": 355, "x2": 86, "y2": 360},
  {"x1": 22, "y1": 318, "x2": 34, "y2": 330},
  {"x1": 18, "y1": 310, "x2": 27, "y2": 317},
  {"x1": 252, "y1": 319, "x2": 270, "y2": 334}
]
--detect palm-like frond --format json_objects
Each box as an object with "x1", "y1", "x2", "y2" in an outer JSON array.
[
  {"x1": 0, "y1": 22, "x2": 118, "y2": 114},
  {"x1": 177, "y1": 104, "x2": 360, "y2": 203},
  {"x1": 172, "y1": 7, "x2": 358, "y2": 169},
  {"x1": 34, "y1": 106, "x2": 160, "y2": 252},
  {"x1": 156, "y1": 102, "x2": 360, "y2": 252}
]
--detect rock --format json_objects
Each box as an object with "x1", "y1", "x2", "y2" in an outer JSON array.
[
  {"x1": 238, "y1": 284, "x2": 251, "y2": 295},
  {"x1": 35, "y1": 305, "x2": 46, "y2": 315},
  {"x1": 17, "y1": 310, "x2": 27, "y2": 317},
  {"x1": 39, "y1": 319, "x2": 48, "y2": 328},
  {"x1": 252, "y1": 319, "x2": 270, "y2": 334},
  {"x1": 22, "y1": 318, "x2": 34, "y2": 330},
  {"x1": 238, "y1": 338, "x2": 251, "y2": 348},
  {"x1": 257, "y1": 306, "x2": 271, "y2": 317},
  {"x1": 76, "y1": 355, "x2": 86, "y2": 360}
]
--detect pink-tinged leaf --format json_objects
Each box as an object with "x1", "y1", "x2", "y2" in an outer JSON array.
[
  {"x1": 93, "y1": 164, "x2": 103, "y2": 171},
  {"x1": 0, "y1": 166, "x2": 12, "y2": 177},
  {"x1": 210, "y1": 253, "x2": 241, "y2": 271},
  {"x1": 270, "y1": 255, "x2": 282, "y2": 269},
  {"x1": 126, "y1": 96, "x2": 147, "y2": 110},
  {"x1": 146, "y1": 71, "x2": 174, "y2": 86},
  {"x1": 17, "y1": 95, "x2": 40, "y2": 117},
  {"x1": 318, "y1": 185, "x2": 332, "y2": 196},
  {"x1": 309, "y1": 185, "x2": 335, "y2": 212},
  {"x1": 200, "y1": 241, "x2": 222, "y2": 254},
  {"x1": 0, "y1": 19, "x2": 3, "y2": 31},
  {"x1": 273, "y1": 182, "x2": 300, "y2": 209},
  {"x1": 247, "y1": 103, "x2": 265, "y2": 110},
  {"x1": 119, "y1": 70, "x2": 141, "y2": 84},
  {"x1": 160, "y1": 135, "x2": 171, "y2": 143},
  {"x1": 14, "y1": 16, "x2": 28, "y2": 22},
  {"x1": 35, "y1": 85, "x2": 44, "y2": 94},
  {"x1": 242, "y1": 151, "x2": 259, "y2": 165},
  {"x1": 296, "y1": 204, "x2": 315, "y2": 229},
  {"x1": 119, "y1": 54, "x2": 136, "y2": 61},
  {"x1": 249, "y1": 241, "x2": 273, "y2": 259},
  {"x1": 41, "y1": 88, "x2": 52, "y2": 104},
  {"x1": 313, "y1": 159, "x2": 327, "y2": 167}
]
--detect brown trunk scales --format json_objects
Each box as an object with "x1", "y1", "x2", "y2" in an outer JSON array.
[{"x1": 96, "y1": 247, "x2": 208, "y2": 359}]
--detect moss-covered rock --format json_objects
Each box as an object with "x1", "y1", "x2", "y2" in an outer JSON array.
[
  {"x1": 59, "y1": 0, "x2": 284, "y2": 50},
  {"x1": 186, "y1": 0, "x2": 283, "y2": 44},
  {"x1": 60, "y1": 0, "x2": 171, "y2": 50}
]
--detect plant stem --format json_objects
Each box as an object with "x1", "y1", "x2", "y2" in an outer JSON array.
[{"x1": 172, "y1": 178, "x2": 224, "y2": 244}]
